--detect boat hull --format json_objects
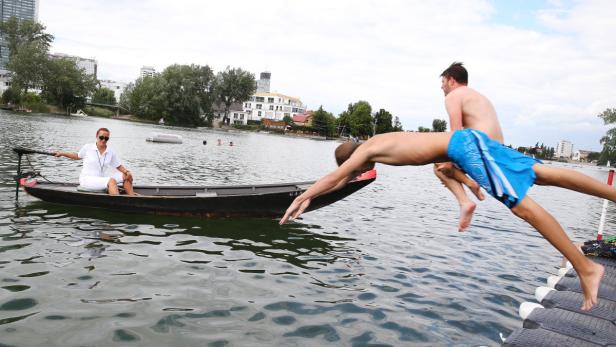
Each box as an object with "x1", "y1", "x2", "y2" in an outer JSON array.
[{"x1": 21, "y1": 170, "x2": 376, "y2": 218}]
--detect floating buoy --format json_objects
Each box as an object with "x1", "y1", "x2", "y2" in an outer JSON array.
[{"x1": 146, "y1": 133, "x2": 183, "y2": 144}]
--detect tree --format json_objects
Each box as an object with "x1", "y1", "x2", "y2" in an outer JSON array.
[
  {"x1": 417, "y1": 126, "x2": 431, "y2": 132},
  {"x1": 1, "y1": 87, "x2": 21, "y2": 104},
  {"x1": 41, "y1": 58, "x2": 97, "y2": 114},
  {"x1": 0, "y1": 18, "x2": 53, "y2": 96},
  {"x1": 336, "y1": 103, "x2": 354, "y2": 136},
  {"x1": 336, "y1": 101, "x2": 374, "y2": 137},
  {"x1": 597, "y1": 108, "x2": 616, "y2": 165},
  {"x1": 282, "y1": 115, "x2": 293, "y2": 125},
  {"x1": 393, "y1": 116, "x2": 403, "y2": 131},
  {"x1": 6, "y1": 41, "x2": 49, "y2": 94},
  {"x1": 432, "y1": 119, "x2": 447, "y2": 132},
  {"x1": 0, "y1": 17, "x2": 53, "y2": 59},
  {"x1": 374, "y1": 108, "x2": 393, "y2": 134},
  {"x1": 213, "y1": 67, "x2": 255, "y2": 126},
  {"x1": 92, "y1": 87, "x2": 117, "y2": 105},
  {"x1": 160, "y1": 64, "x2": 215, "y2": 126},
  {"x1": 311, "y1": 106, "x2": 336, "y2": 137}
]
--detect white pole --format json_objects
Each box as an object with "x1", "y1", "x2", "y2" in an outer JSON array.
[{"x1": 597, "y1": 169, "x2": 614, "y2": 240}]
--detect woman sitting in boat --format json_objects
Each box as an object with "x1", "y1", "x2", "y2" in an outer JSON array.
[{"x1": 54, "y1": 127, "x2": 135, "y2": 196}]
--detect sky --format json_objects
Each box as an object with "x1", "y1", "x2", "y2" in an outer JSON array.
[{"x1": 38, "y1": 0, "x2": 616, "y2": 151}]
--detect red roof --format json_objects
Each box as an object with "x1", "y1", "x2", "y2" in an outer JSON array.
[{"x1": 293, "y1": 113, "x2": 312, "y2": 123}]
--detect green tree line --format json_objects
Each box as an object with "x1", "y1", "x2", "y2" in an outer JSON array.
[{"x1": 1, "y1": 17, "x2": 256, "y2": 126}]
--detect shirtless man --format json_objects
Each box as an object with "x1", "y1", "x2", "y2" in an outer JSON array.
[
  {"x1": 436, "y1": 62, "x2": 504, "y2": 231},
  {"x1": 279, "y1": 130, "x2": 607, "y2": 310}
]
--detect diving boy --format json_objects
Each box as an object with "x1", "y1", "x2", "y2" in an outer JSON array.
[{"x1": 280, "y1": 129, "x2": 607, "y2": 311}]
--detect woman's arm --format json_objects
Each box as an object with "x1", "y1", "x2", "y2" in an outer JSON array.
[
  {"x1": 116, "y1": 165, "x2": 133, "y2": 181},
  {"x1": 54, "y1": 151, "x2": 80, "y2": 160}
]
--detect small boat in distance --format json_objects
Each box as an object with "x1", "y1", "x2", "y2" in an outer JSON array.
[
  {"x1": 146, "y1": 132, "x2": 183, "y2": 144},
  {"x1": 70, "y1": 109, "x2": 88, "y2": 117}
]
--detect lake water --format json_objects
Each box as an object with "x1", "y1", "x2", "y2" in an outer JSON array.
[{"x1": 0, "y1": 111, "x2": 613, "y2": 346}]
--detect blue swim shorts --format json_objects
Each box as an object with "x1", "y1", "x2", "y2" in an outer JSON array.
[{"x1": 447, "y1": 129, "x2": 541, "y2": 208}]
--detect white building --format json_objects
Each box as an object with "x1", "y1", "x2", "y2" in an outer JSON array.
[
  {"x1": 572, "y1": 150, "x2": 592, "y2": 162},
  {"x1": 244, "y1": 92, "x2": 306, "y2": 122},
  {"x1": 98, "y1": 79, "x2": 127, "y2": 103},
  {"x1": 50, "y1": 53, "x2": 97, "y2": 78},
  {"x1": 212, "y1": 102, "x2": 248, "y2": 126},
  {"x1": 140, "y1": 66, "x2": 156, "y2": 78},
  {"x1": 555, "y1": 139, "x2": 574, "y2": 159},
  {"x1": 0, "y1": 70, "x2": 11, "y2": 95}
]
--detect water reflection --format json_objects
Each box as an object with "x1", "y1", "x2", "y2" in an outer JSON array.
[{"x1": 12, "y1": 201, "x2": 358, "y2": 270}]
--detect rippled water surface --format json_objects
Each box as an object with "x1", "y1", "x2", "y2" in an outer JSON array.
[{"x1": 1, "y1": 111, "x2": 614, "y2": 346}]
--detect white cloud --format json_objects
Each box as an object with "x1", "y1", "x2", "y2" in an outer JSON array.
[{"x1": 39, "y1": 0, "x2": 616, "y2": 150}]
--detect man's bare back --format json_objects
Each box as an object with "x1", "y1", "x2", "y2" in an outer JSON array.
[{"x1": 444, "y1": 86, "x2": 504, "y2": 143}]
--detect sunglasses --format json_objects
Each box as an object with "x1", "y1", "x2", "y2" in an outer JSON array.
[{"x1": 98, "y1": 135, "x2": 110, "y2": 141}]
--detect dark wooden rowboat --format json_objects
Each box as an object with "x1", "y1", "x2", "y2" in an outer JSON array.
[{"x1": 18, "y1": 170, "x2": 376, "y2": 218}]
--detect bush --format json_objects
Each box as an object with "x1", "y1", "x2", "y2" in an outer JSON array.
[
  {"x1": 2, "y1": 87, "x2": 21, "y2": 104},
  {"x1": 83, "y1": 106, "x2": 115, "y2": 117},
  {"x1": 232, "y1": 124, "x2": 259, "y2": 131},
  {"x1": 14, "y1": 92, "x2": 49, "y2": 113}
]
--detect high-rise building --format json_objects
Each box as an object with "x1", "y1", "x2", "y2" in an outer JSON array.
[
  {"x1": 556, "y1": 139, "x2": 574, "y2": 159},
  {"x1": 256, "y1": 72, "x2": 271, "y2": 93},
  {"x1": 0, "y1": 0, "x2": 40, "y2": 70},
  {"x1": 140, "y1": 66, "x2": 156, "y2": 78},
  {"x1": 50, "y1": 53, "x2": 98, "y2": 78}
]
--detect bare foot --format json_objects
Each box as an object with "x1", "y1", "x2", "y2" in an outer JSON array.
[
  {"x1": 467, "y1": 181, "x2": 485, "y2": 201},
  {"x1": 458, "y1": 201, "x2": 476, "y2": 232},
  {"x1": 578, "y1": 261, "x2": 605, "y2": 311}
]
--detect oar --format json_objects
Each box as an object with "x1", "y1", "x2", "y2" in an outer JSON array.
[
  {"x1": 13, "y1": 147, "x2": 56, "y2": 200},
  {"x1": 13, "y1": 147, "x2": 56, "y2": 156}
]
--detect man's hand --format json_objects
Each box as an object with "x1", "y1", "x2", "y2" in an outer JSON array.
[
  {"x1": 279, "y1": 198, "x2": 311, "y2": 225},
  {"x1": 435, "y1": 162, "x2": 454, "y2": 176}
]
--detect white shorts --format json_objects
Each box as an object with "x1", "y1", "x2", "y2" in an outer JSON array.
[{"x1": 79, "y1": 171, "x2": 124, "y2": 191}]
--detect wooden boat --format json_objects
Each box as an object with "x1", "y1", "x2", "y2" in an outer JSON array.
[{"x1": 18, "y1": 170, "x2": 376, "y2": 218}]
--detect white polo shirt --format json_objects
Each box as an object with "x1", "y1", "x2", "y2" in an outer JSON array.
[{"x1": 78, "y1": 143, "x2": 121, "y2": 178}]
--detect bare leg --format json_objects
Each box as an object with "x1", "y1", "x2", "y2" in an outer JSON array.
[
  {"x1": 123, "y1": 176, "x2": 135, "y2": 196},
  {"x1": 434, "y1": 164, "x2": 476, "y2": 232},
  {"x1": 534, "y1": 164, "x2": 616, "y2": 201},
  {"x1": 511, "y1": 197, "x2": 604, "y2": 310},
  {"x1": 108, "y1": 178, "x2": 119, "y2": 195},
  {"x1": 450, "y1": 167, "x2": 485, "y2": 201}
]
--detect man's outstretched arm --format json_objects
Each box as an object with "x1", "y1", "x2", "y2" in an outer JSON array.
[{"x1": 279, "y1": 147, "x2": 372, "y2": 224}]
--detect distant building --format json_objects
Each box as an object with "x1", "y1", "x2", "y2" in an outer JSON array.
[
  {"x1": 244, "y1": 92, "x2": 306, "y2": 122},
  {"x1": 0, "y1": 70, "x2": 11, "y2": 95},
  {"x1": 256, "y1": 71, "x2": 271, "y2": 93},
  {"x1": 50, "y1": 53, "x2": 98, "y2": 78},
  {"x1": 572, "y1": 150, "x2": 592, "y2": 162},
  {"x1": 212, "y1": 102, "x2": 248, "y2": 126},
  {"x1": 98, "y1": 80, "x2": 127, "y2": 103},
  {"x1": 555, "y1": 139, "x2": 573, "y2": 159},
  {"x1": 0, "y1": 0, "x2": 40, "y2": 70},
  {"x1": 140, "y1": 66, "x2": 156, "y2": 78}
]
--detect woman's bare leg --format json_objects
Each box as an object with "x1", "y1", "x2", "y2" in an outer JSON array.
[
  {"x1": 107, "y1": 178, "x2": 119, "y2": 195},
  {"x1": 511, "y1": 196, "x2": 604, "y2": 310},
  {"x1": 123, "y1": 179, "x2": 135, "y2": 196},
  {"x1": 534, "y1": 164, "x2": 616, "y2": 201}
]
